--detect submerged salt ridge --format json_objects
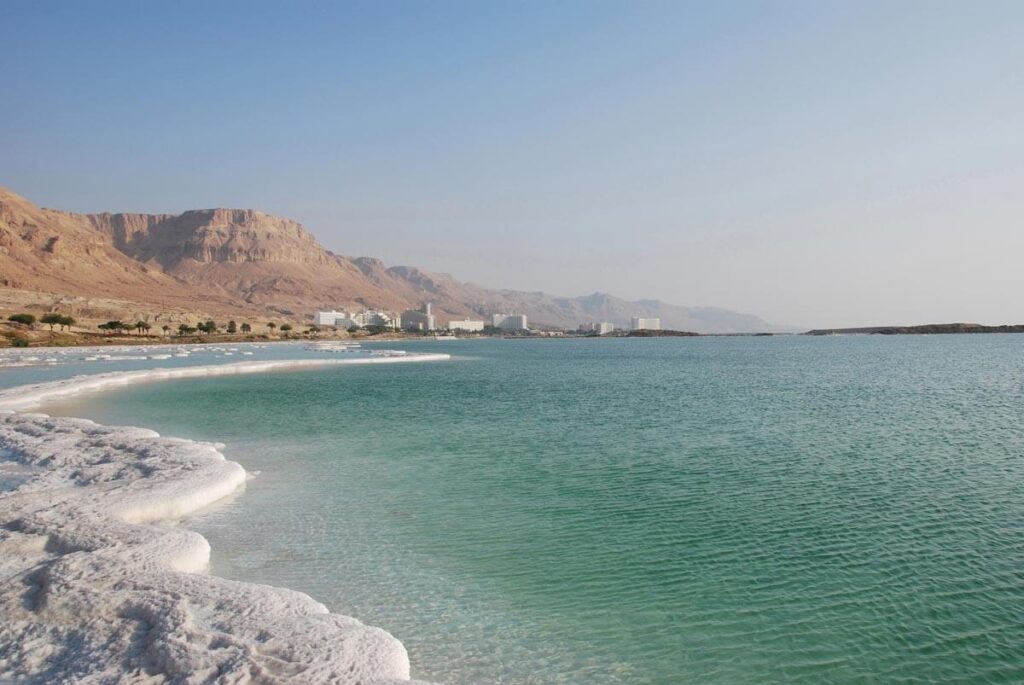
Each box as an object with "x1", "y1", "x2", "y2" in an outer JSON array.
[
  {"x1": 0, "y1": 357, "x2": 448, "y2": 684},
  {"x1": 0, "y1": 355, "x2": 451, "y2": 412}
]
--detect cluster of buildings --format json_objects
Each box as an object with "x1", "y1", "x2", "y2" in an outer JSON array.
[
  {"x1": 579, "y1": 322, "x2": 616, "y2": 335},
  {"x1": 313, "y1": 303, "x2": 530, "y2": 333},
  {"x1": 314, "y1": 305, "x2": 660, "y2": 335},
  {"x1": 630, "y1": 317, "x2": 661, "y2": 331},
  {"x1": 399, "y1": 303, "x2": 436, "y2": 332},
  {"x1": 578, "y1": 318, "x2": 661, "y2": 334},
  {"x1": 314, "y1": 309, "x2": 398, "y2": 329}
]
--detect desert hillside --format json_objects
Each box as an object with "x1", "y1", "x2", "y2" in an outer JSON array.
[{"x1": 0, "y1": 187, "x2": 782, "y2": 332}]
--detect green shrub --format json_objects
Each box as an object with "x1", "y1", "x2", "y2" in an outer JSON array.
[{"x1": 7, "y1": 313, "x2": 36, "y2": 326}]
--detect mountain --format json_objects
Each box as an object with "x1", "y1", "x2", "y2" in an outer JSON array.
[{"x1": 0, "y1": 187, "x2": 785, "y2": 332}]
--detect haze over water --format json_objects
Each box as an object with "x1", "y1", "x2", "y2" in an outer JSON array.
[{"x1": 49, "y1": 337, "x2": 1024, "y2": 683}]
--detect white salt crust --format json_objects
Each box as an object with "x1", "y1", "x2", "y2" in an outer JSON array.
[{"x1": 0, "y1": 357, "x2": 448, "y2": 684}]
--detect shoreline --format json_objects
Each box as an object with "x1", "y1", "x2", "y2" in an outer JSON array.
[
  {"x1": 0, "y1": 356, "x2": 448, "y2": 683},
  {"x1": 0, "y1": 354, "x2": 451, "y2": 411},
  {"x1": 0, "y1": 324, "x2": 445, "y2": 349}
]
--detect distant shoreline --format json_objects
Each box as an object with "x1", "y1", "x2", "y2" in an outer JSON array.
[
  {"x1": 806, "y1": 323, "x2": 1024, "y2": 336},
  {"x1": 0, "y1": 323, "x2": 429, "y2": 349},
  {"x1": 0, "y1": 323, "x2": 781, "y2": 349},
  {"x1": 8, "y1": 320, "x2": 1024, "y2": 350}
]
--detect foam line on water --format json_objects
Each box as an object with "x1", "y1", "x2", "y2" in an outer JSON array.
[{"x1": 0, "y1": 355, "x2": 448, "y2": 683}]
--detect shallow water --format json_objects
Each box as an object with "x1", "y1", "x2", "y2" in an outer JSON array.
[{"x1": 37, "y1": 336, "x2": 1024, "y2": 683}]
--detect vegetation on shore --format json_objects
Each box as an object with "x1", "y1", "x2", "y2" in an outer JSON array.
[{"x1": 0, "y1": 311, "x2": 421, "y2": 348}]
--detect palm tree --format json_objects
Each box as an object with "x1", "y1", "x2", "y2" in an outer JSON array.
[
  {"x1": 162, "y1": 324, "x2": 171, "y2": 336},
  {"x1": 267, "y1": 322, "x2": 277, "y2": 334},
  {"x1": 240, "y1": 322, "x2": 251, "y2": 334},
  {"x1": 135, "y1": 321, "x2": 150, "y2": 335}
]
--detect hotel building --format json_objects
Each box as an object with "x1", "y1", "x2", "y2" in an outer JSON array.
[
  {"x1": 492, "y1": 314, "x2": 529, "y2": 331},
  {"x1": 580, "y1": 322, "x2": 615, "y2": 335},
  {"x1": 630, "y1": 317, "x2": 661, "y2": 331},
  {"x1": 448, "y1": 319, "x2": 485, "y2": 332},
  {"x1": 401, "y1": 303, "x2": 437, "y2": 331}
]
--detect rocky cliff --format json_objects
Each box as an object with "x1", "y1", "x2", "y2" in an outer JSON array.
[
  {"x1": 0, "y1": 187, "x2": 783, "y2": 332},
  {"x1": 81, "y1": 209, "x2": 333, "y2": 267}
]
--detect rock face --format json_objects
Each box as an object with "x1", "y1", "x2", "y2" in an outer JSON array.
[
  {"x1": 83, "y1": 209, "x2": 330, "y2": 267},
  {"x1": 0, "y1": 188, "x2": 183, "y2": 296},
  {"x1": 0, "y1": 187, "x2": 783, "y2": 332}
]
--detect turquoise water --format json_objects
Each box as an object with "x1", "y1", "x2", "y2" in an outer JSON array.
[{"x1": 41, "y1": 336, "x2": 1024, "y2": 683}]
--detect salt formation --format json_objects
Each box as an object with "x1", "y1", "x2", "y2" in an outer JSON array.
[
  {"x1": 0, "y1": 358, "x2": 447, "y2": 683},
  {"x1": 0, "y1": 356, "x2": 450, "y2": 412}
]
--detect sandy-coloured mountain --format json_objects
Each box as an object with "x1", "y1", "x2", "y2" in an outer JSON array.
[{"x1": 0, "y1": 187, "x2": 783, "y2": 332}]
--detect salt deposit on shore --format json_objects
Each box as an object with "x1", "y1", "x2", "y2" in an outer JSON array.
[
  {"x1": 0, "y1": 356, "x2": 448, "y2": 684},
  {"x1": 0, "y1": 355, "x2": 450, "y2": 412}
]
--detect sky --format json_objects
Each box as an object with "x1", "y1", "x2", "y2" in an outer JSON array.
[{"x1": 2, "y1": 1, "x2": 1023, "y2": 328}]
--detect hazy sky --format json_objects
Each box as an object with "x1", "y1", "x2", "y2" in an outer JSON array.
[{"x1": 3, "y1": 1, "x2": 1023, "y2": 328}]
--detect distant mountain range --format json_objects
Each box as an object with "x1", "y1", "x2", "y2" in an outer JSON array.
[{"x1": 0, "y1": 187, "x2": 787, "y2": 333}]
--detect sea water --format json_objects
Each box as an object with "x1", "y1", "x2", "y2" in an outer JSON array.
[{"x1": 37, "y1": 336, "x2": 1024, "y2": 683}]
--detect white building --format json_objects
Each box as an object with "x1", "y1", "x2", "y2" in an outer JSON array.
[
  {"x1": 580, "y1": 322, "x2": 614, "y2": 335},
  {"x1": 448, "y1": 319, "x2": 485, "y2": 332},
  {"x1": 401, "y1": 303, "x2": 437, "y2": 331},
  {"x1": 630, "y1": 317, "x2": 661, "y2": 331},
  {"x1": 315, "y1": 310, "x2": 350, "y2": 326},
  {"x1": 492, "y1": 314, "x2": 529, "y2": 331},
  {"x1": 334, "y1": 317, "x2": 363, "y2": 330},
  {"x1": 361, "y1": 310, "x2": 396, "y2": 328},
  {"x1": 315, "y1": 309, "x2": 396, "y2": 329}
]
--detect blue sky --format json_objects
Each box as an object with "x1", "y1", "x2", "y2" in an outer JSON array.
[{"x1": 3, "y1": 1, "x2": 1023, "y2": 327}]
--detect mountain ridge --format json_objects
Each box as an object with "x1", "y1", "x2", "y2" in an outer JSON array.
[{"x1": 0, "y1": 187, "x2": 786, "y2": 333}]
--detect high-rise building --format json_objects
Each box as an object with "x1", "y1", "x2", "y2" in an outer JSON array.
[
  {"x1": 580, "y1": 322, "x2": 614, "y2": 335},
  {"x1": 361, "y1": 310, "x2": 395, "y2": 327},
  {"x1": 491, "y1": 314, "x2": 529, "y2": 331},
  {"x1": 315, "y1": 310, "x2": 350, "y2": 326},
  {"x1": 630, "y1": 317, "x2": 661, "y2": 331},
  {"x1": 401, "y1": 303, "x2": 437, "y2": 331}
]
